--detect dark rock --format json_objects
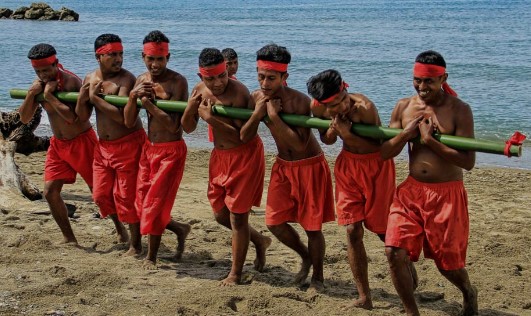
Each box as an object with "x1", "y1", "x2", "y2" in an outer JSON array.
[
  {"x1": 0, "y1": 8, "x2": 13, "y2": 18},
  {"x1": 58, "y1": 7, "x2": 79, "y2": 21},
  {"x1": 11, "y1": 6, "x2": 28, "y2": 19},
  {"x1": 30, "y1": 2, "x2": 51, "y2": 10},
  {"x1": 24, "y1": 8, "x2": 43, "y2": 19},
  {"x1": 39, "y1": 7, "x2": 58, "y2": 20},
  {"x1": 2, "y1": 4, "x2": 78, "y2": 21}
]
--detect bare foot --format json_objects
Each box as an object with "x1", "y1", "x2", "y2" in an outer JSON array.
[
  {"x1": 123, "y1": 247, "x2": 142, "y2": 257},
  {"x1": 307, "y1": 279, "x2": 325, "y2": 294},
  {"x1": 408, "y1": 260, "x2": 418, "y2": 290},
  {"x1": 220, "y1": 273, "x2": 240, "y2": 286},
  {"x1": 142, "y1": 259, "x2": 158, "y2": 270},
  {"x1": 293, "y1": 258, "x2": 312, "y2": 285},
  {"x1": 57, "y1": 238, "x2": 78, "y2": 246},
  {"x1": 253, "y1": 235, "x2": 272, "y2": 272},
  {"x1": 341, "y1": 297, "x2": 373, "y2": 311},
  {"x1": 116, "y1": 225, "x2": 129, "y2": 243},
  {"x1": 461, "y1": 285, "x2": 478, "y2": 316},
  {"x1": 173, "y1": 224, "x2": 191, "y2": 260}
]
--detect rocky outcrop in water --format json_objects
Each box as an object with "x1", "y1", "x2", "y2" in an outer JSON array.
[{"x1": 0, "y1": 3, "x2": 78, "y2": 21}]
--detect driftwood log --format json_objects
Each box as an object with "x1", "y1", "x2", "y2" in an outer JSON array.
[{"x1": 0, "y1": 106, "x2": 49, "y2": 200}]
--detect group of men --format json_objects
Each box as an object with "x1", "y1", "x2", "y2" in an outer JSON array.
[{"x1": 19, "y1": 30, "x2": 478, "y2": 315}]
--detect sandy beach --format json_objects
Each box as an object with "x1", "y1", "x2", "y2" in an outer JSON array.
[{"x1": 0, "y1": 148, "x2": 530, "y2": 316}]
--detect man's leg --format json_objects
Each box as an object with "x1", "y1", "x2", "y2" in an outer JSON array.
[
  {"x1": 215, "y1": 207, "x2": 272, "y2": 272},
  {"x1": 439, "y1": 268, "x2": 478, "y2": 316},
  {"x1": 343, "y1": 222, "x2": 372, "y2": 309},
  {"x1": 44, "y1": 180, "x2": 77, "y2": 245},
  {"x1": 386, "y1": 246, "x2": 419, "y2": 316},
  {"x1": 166, "y1": 220, "x2": 191, "y2": 261},
  {"x1": 222, "y1": 211, "x2": 250, "y2": 285},
  {"x1": 108, "y1": 214, "x2": 129, "y2": 243},
  {"x1": 268, "y1": 223, "x2": 311, "y2": 285},
  {"x1": 124, "y1": 222, "x2": 142, "y2": 256},
  {"x1": 306, "y1": 230, "x2": 325, "y2": 291},
  {"x1": 143, "y1": 234, "x2": 161, "y2": 269}
]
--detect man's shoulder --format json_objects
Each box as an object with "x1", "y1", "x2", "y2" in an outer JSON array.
[
  {"x1": 285, "y1": 87, "x2": 311, "y2": 104},
  {"x1": 395, "y1": 96, "x2": 416, "y2": 109},
  {"x1": 83, "y1": 70, "x2": 99, "y2": 81},
  {"x1": 119, "y1": 68, "x2": 136, "y2": 81}
]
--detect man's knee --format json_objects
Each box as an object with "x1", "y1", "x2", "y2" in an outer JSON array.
[
  {"x1": 230, "y1": 212, "x2": 248, "y2": 229},
  {"x1": 346, "y1": 222, "x2": 364, "y2": 241},
  {"x1": 44, "y1": 181, "x2": 62, "y2": 201},
  {"x1": 385, "y1": 246, "x2": 408, "y2": 264},
  {"x1": 267, "y1": 224, "x2": 283, "y2": 236}
]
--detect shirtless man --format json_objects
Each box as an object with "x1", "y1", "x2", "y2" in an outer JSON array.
[
  {"x1": 243, "y1": 44, "x2": 335, "y2": 291},
  {"x1": 76, "y1": 33, "x2": 146, "y2": 256},
  {"x1": 124, "y1": 30, "x2": 191, "y2": 269},
  {"x1": 221, "y1": 48, "x2": 238, "y2": 80},
  {"x1": 19, "y1": 43, "x2": 95, "y2": 245},
  {"x1": 381, "y1": 50, "x2": 478, "y2": 316},
  {"x1": 181, "y1": 48, "x2": 271, "y2": 285},
  {"x1": 307, "y1": 69, "x2": 395, "y2": 308}
]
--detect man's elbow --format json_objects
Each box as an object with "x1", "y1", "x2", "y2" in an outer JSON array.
[
  {"x1": 380, "y1": 150, "x2": 394, "y2": 161},
  {"x1": 124, "y1": 119, "x2": 135, "y2": 129},
  {"x1": 463, "y1": 159, "x2": 475, "y2": 171},
  {"x1": 19, "y1": 115, "x2": 31, "y2": 125}
]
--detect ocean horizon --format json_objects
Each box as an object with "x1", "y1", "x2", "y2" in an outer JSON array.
[{"x1": 0, "y1": 0, "x2": 529, "y2": 169}]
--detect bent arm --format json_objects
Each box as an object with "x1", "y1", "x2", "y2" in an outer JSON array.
[
  {"x1": 19, "y1": 93, "x2": 39, "y2": 124},
  {"x1": 267, "y1": 111, "x2": 310, "y2": 152},
  {"x1": 380, "y1": 102, "x2": 413, "y2": 160},
  {"x1": 124, "y1": 89, "x2": 140, "y2": 128},
  {"x1": 76, "y1": 78, "x2": 93, "y2": 122},
  {"x1": 240, "y1": 94, "x2": 263, "y2": 143},
  {"x1": 422, "y1": 105, "x2": 476, "y2": 170}
]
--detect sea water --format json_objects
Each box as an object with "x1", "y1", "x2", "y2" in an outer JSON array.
[{"x1": 0, "y1": 0, "x2": 529, "y2": 169}]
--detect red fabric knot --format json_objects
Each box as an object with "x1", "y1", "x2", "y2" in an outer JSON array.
[{"x1": 504, "y1": 131, "x2": 526, "y2": 157}]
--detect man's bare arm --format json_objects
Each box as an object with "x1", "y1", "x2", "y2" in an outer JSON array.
[
  {"x1": 420, "y1": 103, "x2": 476, "y2": 170},
  {"x1": 76, "y1": 75, "x2": 93, "y2": 122},
  {"x1": 181, "y1": 88, "x2": 201, "y2": 133},
  {"x1": 19, "y1": 80, "x2": 43, "y2": 124},
  {"x1": 381, "y1": 99, "x2": 421, "y2": 160},
  {"x1": 266, "y1": 98, "x2": 311, "y2": 152},
  {"x1": 311, "y1": 105, "x2": 338, "y2": 145}
]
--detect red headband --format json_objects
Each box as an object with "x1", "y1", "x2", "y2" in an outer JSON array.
[
  {"x1": 256, "y1": 60, "x2": 288, "y2": 72},
  {"x1": 30, "y1": 55, "x2": 57, "y2": 67},
  {"x1": 199, "y1": 61, "x2": 226, "y2": 77},
  {"x1": 413, "y1": 62, "x2": 457, "y2": 96},
  {"x1": 95, "y1": 42, "x2": 123, "y2": 54},
  {"x1": 143, "y1": 42, "x2": 169, "y2": 56},
  {"x1": 311, "y1": 81, "x2": 349, "y2": 107}
]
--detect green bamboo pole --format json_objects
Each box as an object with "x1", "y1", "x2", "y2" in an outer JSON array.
[{"x1": 9, "y1": 88, "x2": 522, "y2": 157}]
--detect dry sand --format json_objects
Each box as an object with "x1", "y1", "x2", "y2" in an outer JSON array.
[{"x1": 1, "y1": 149, "x2": 530, "y2": 316}]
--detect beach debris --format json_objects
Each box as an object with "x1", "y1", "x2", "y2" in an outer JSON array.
[{"x1": 0, "y1": 106, "x2": 49, "y2": 202}]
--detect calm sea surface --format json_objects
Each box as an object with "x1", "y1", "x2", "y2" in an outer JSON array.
[{"x1": 0, "y1": 0, "x2": 529, "y2": 169}]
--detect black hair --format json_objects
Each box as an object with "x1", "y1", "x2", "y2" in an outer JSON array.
[
  {"x1": 94, "y1": 33, "x2": 122, "y2": 52},
  {"x1": 143, "y1": 30, "x2": 169, "y2": 44},
  {"x1": 198, "y1": 48, "x2": 224, "y2": 68},
  {"x1": 256, "y1": 43, "x2": 291, "y2": 64},
  {"x1": 415, "y1": 50, "x2": 446, "y2": 67},
  {"x1": 27, "y1": 43, "x2": 56, "y2": 60},
  {"x1": 306, "y1": 69, "x2": 343, "y2": 101},
  {"x1": 221, "y1": 48, "x2": 238, "y2": 60}
]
